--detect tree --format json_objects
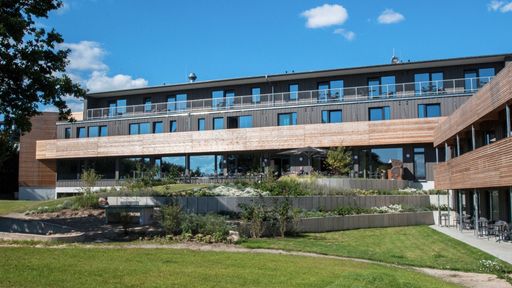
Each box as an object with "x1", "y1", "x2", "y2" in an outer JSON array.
[
  {"x1": 80, "y1": 168, "x2": 101, "y2": 194},
  {"x1": 325, "y1": 147, "x2": 352, "y2": 176},
  {"x1": 0, "y1": 0, "x2": 86, "y2": 144}
]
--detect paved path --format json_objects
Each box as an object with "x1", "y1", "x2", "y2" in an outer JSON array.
[{"x1": 431, "y1": 225, "x2": 512, "y2": 264}]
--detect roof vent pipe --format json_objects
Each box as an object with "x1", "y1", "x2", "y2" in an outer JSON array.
[{"x1": 188, "y1": 72, "x2": 197, "y2": 83}]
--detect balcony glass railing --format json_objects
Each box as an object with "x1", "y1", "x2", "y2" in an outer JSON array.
[{"x1": 86, "y1": 76, "x2": 493, "y2": 120}]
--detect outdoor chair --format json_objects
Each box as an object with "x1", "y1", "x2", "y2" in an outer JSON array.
[{"x1": 478, "y1": 217, "x2": 488, "y2": 237}]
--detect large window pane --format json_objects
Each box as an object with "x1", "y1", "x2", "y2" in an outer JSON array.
[
  {"x1": 432, "y1": 72, "x2": 444, "y2": 90},
  {"x1": 116, "y1": 99, "x2": 126, "y2": 114},
  {"x1": 64, "y1": 128, "x2": 71, "y2": 139},
  {"x1": 318, "y1": 82, "x2": 329, "y2": 102},
  {"x1": 144, "y1": 98, "x2": 152, "y2": 112},
  {"x1": 252, "y1": 87, "x2": 260, "y2": 103},
  {"x1": 198, "y1": 118, "x2": 205, "y2": 131},
  {"x1": 139, "y1": 123, "x2": 150, "y2": 134},
  {"x1": 129, "y1": 123, "x2": 138, "y2": 135},
  {"x1": 330, "y1": 80, "x2": 344, "y2": 100},
  {"x1": 77, "y1": 127, "x2": 86, "y2": 138},
  {"x1": 239, "y1": 115, "x2": 252, "y2": 128},
  {"x1": 190, "y1": 155, "x2": 223, "y2": 176},
  {"x1": 414, "y1": 147, "x2": 426, "y2": 179},
  {"x1": 414, "y1": 73, "x2": 430, "y2": 95},
  {"x1": 161, "y1": 156, "x2": 186, "y2": 177},
  {"x1": 167, "y1": 96, "x2": 176, "y2": 111},
  {"x1": 289, "y1": 84, "x2": 299, "y2": 100},
  {"x1": 278, "y1": 112, "x2": 297, "y2": 126},
  {"x1": 169, "y1": 120, "x2": 177, "y2": 132},
  {"x1": 213, "y1": 117, "x2": 224, "y2": 130},
  {"x1": 369, "y1": 107, "x2": 390, "y2": 121},
  {"x1": 88, "y1": 126, "x2": 99, "y2": 138},
  {"x1": 330, "y1": 110, "x2": 342, "y2": 123},
  {"x1": 99, "y1": 126, "x2": 108, "y2": 137},
  {"x1": 212, "y1": 90, "x2": 224, "y2": 110},
  {"x1": 153, "y1": 121, "x2": 163, "y2": 133},
  {"x1": 225, "y1": 90, "x2": 235, "y2": 108},
  {"x1": 426, "y1": 104, "x2": 441, "y2": 117},
  {"x1": 176, "y1": 94, "x2": 187, "y2": 111},
  {"x1": 479, "y1": 68, "x2": 495, "y2": 87},
  {"x1": 464, "y1": 71, "x2": 478, "y2": 92},
  {"x1": 381, "y1": 76, "x2": 395, "y2": 96}
]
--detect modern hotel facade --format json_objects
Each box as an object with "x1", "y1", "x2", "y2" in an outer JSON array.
[{"x1": 19, "y1": 53, "x2": 512, "y2": 219}]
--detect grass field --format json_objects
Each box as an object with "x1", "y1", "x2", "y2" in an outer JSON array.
[
  {"x1": 0, "y1": 247, "x2": 459, "y2": 288},
  {"x1": 241, "y1": 226, "x2": 512, "y2": 273},
  {"x1": 0, "y1": 198, "x2": 69, "y2": 215}
]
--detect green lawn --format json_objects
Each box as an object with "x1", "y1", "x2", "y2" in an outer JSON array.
[
  {"x1": 0, "y1": 198, "x2": 69, "y2": 215},
  {"x1": 0, "y1": 247, "x2": 459, "y2": 288},
  {"x1": 241, "y1": 226, "x2": 512, "y2": 273}
]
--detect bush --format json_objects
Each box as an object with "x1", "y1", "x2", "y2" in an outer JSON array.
[
  {"x1": 239, "y1": 202, "x2": 267, "y2": 238},
  {"x1": 161, "y1": 204, "x2": 183, "y2": 236},
  {"x1": 181, "y1": 214, "x2": 231, "y2": 242},
  {"x1": 72, "y1": 193, "x2": 99, "y2": 210},
  {"x1": 253, "y1": 177, "x2": 311, "y2": 196}
]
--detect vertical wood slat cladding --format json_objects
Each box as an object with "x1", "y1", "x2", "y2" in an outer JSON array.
[
  {"x1": 434, "y1": 64, "x2": 512, "y2": 146},
  {"x1": 19, "y1": 113, "x2": 58, "y2": 187},
  {"x1": 37, "y1": 118, "x2": 442, "y2": 160},
  {"x1": 434, "y1": 137, "x2": 512, "y2": 190},
  {"x1": 56, "y1": 96, "x2": 468, "y2": 138}
]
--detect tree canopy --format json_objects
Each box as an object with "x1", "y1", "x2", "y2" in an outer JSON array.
[{"x1": 0, "y1": 0, "x2": 86, "y2": 138}]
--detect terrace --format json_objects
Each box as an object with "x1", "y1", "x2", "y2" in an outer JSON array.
[{"x1": 85, "y1": 76, "x2": 493, "y2": 120}]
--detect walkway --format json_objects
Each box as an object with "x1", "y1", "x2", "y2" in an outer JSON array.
[{"x1": 431, "y1": 225, "x2": 512, "y2": 264}]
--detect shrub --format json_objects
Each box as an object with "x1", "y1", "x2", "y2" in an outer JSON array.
[
  {"x1": 181, "y1": 214, "x2": 231, "y2": 242},
  {"x1": 239, "y1": 202, "x2": 267, "y2": 238},
  {"x1": 80, "y1": 169, "x2": 101, "y2": 194},
  {"x1": 253, "y1": 177, "x2": 311, "y2": 196},
  {"x1": 325, "y1": 147, "x2": 352, "y2": 176},
  {"x1": 72, "y1": 193, "x2": 99, "y2": 210},
  {"x1": 160, "y1": 204, "x2": 183, "y2": 235}
]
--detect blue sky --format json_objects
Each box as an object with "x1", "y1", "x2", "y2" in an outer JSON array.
[{"x1": 38, "y1": 0, "x2": 512, "y2": 110}]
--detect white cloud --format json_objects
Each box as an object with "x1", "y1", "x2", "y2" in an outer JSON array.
[
  {"x1": 301, "y1": 4, "x2": 348, "y2": 28},
  {"x1": 333, "y1": 28, "x2": 355, "y2": 41},
  {"x1": 60, "y1": 41, "x2": 108, "y2": 71},
  {"x1": 488, "y1": 0, "x2": 512, "y2": 12},
  {"x1": 377, "y1": 9, "x2": 405, "y2": 24},
  {"x1": 86, "y1": 71, "x2": 148, "y2": 92},
  {"x1": 56, "y1": 1, "x2": 70, "y2": 15}
]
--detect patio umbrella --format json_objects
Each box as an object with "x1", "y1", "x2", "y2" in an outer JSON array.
[{"x1": 277, "y1": 146, "x2": 327, "y2": 167}]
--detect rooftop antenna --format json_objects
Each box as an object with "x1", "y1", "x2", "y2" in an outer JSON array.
[{"x1": 391, "y1": 48, "x2": 399, "y2": 64}]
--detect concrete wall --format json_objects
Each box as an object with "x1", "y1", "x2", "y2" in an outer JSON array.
[
  {"x1": 107, "y1": 195, "x2": 431, "y2": 214},
  {"x1": 297, "y1": 212, "x2": 434, "y2": 233},
  {"x1": 18, "y1": 187, "x2": 55, "y2": 200},
  {"x1": 0, "y1": 217, "x2": 76, "y2": 234},
  {"x1": 314, "y1": 177, "x2": 421, "y2": 191}
]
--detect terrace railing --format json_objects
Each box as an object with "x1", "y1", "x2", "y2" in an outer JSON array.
[{"x1": 86, "y1": 76, "x2": 493, "y2": 120}]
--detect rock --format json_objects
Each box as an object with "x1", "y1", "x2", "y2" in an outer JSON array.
[{"x1": 227, "y1": 230, "x2": 240, "y2": 243}]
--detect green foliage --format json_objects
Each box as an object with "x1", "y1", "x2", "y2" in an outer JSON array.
[
  {"x1": 253, "y1": 177, "x2": 311, "y2": 196},
  {"x1": 239, "y1": 201, "x2": 267, "y2": 238},
  {"x1": 325, "y1": 147, "x2": 352, "y2": 175},
  {"x1": 80, "y1": 169, "x2": 101, "y2": 194},
  {"x1": 0, "y1": 0, "x2": 86, "y2": 140},
  {"x1": 160, "y1": 204, "x2": 183, "y2": 236},
  {"x1": 181, "y1": 214, "x2": 231, "y2": 242},
  {"x1": 72, "y1": 193, "x2": 99, "y2": 210}
]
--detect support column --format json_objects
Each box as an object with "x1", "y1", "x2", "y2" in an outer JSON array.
[
  {"x1": 456, "y1": 134, "x2": 461, "y2": 156},
  {"x1": 115, "y1": 158, "x2": 120, "y2": 181},
  {"x1": 445, "y1": 142, "x2": 450, "y2": 161},
  {"x1": 223, "y1": 153, "x2": 228, "y2": 176},
  {"x1": 447, "y1": 190, "x2": 451, "y2": 226},
  {"x1": 185, "y1": 154, "x2": 190, "y2": 177},
  {"x1": 435, "y1": 147, "x2": 439, "y2": 164},
  {"x1": 509, "y1": 187, "x2": 512, "y2": 223},
  {"x1": 506, "y1": 104, "x2": 511, "y2": 138},
  {"x1": 459, "y1": 190, "x2": 463, "y2": 232},
  {"x1": 473, "y1": 189, "x2": 479, "y2": 237},
  {"x1": 471, "y1": 125, "x2": 476, "y2": 151},
  {"x1": 437, "y1": 193, "x2": 441, "y2": 226}
]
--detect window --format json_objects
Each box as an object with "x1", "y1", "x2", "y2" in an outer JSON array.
[
  {"x1": 88, "y1": 126, "x2": 99, "y2": 138},
  {"x1": 464, "y1": 70, "x2": 478, "y2": 92},
  {"x1": 415, "y1": 72, "x2": 443, "y2": 95},
  {"x1": 252, "y1": 87, "x2": 261, "y2": 103},
  {"x1": 77, "y1": 127, "x2": 86, "y2": 138},
  {"x1": 317, "y1": 82, "x2": 329, "y2": 102},
  {"x1": 278, "y1": 112, "x2": 297, "y2": 126},
  {"x1": 330, "y1": 80, "x2": 344, "y2": 100},
  {"x1": 418, "y1": 104, "x2": 441, "y2": 118},
  {"x1": 99, "y1": 126, "x2": 108, "y2": 137},
  {"x1": 413, "y1": 147, "x2": 426, "y2": 180},
  {"x1": 321, "y1": 110, "x2": 342, "y2": 123},
  {"x1": 167, "y1": 94, "x2": 187, "y2": 111},
  {"x1": 144, "y1": 98, "x2": 152, "y2": 112},
  {"x1": 64, "y1": 128, "x2": 71, "y2": 139},
  {"x1": 213, "y1": 117, "x2": 224, "y2": 130},
  {"x1": 289, "y1": 84, "x2": 299, "y2": 100},
  {"x1": 369, "y1": 76, "x2": 395, "y2": 98},
  {"x1": 227, "y1": 115, "x2": 252, "y2": 129},
  {"x1": 169, "y1": 120, "x2": 177, "y2": 133},
  {"x1": 212, "y1": 90, "x2": 224, "y2": 110},
  {"x1": 153, "y1": 121, "x2": 163, "y2": 133},
  {"x1": 198, "y1": 118, "x2": 205, "y2": 131},
  {"x1": 225, "y1": 90, "x2": 235, "y2": 108},
  {"x1": 116, "y1": 99, "x2": 126, "y2": 114},
  {"x1": 369, "y1": 107, "x2": 391, "y2": 121},
  {"x1": 478, "y1": 68, "x2": 495, "y2": 87},
  {"x1": 129, "y1": 123, "x2": 150, "y2": 135},
  {"x1": 239, "y1": 115, "x2": 253, "y2": 128}
]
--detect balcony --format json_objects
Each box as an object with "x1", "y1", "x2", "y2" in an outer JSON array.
[{"x1": 86, "y1": 76, "x2": 493, "y2": 120}]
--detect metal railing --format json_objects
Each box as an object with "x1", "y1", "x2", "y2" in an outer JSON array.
[{"x1": 86, "y1": 76, "x2": 493, "y2": 120}]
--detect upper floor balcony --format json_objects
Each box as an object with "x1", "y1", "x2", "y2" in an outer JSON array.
[{"x1": 85, "y1": 76, "x2": 493, "y2": 120}]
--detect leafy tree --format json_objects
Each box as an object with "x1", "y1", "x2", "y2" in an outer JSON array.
[
  {"x1": 0, "y1": 0, "x2": 86, "y2": 144},
  {"x1": 80, "y1": 168, "x2": 101, "y2": 194},
  {"x1": 325, "y1": 147, "x2": 352, "y2": 176}
]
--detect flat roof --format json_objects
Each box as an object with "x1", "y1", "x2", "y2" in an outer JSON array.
[{"x1": 86, "y1": 53, "x2": 512, "y2": 98}]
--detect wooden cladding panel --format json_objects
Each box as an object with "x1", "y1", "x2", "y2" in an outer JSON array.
[
  {"x1": 36, "y1": 118, "x2": 442, "y2": 160},
  {"x1": 19, "y1": 113, "x2": 58, "y2": 187},
  {"x1": 434, "y1": 137, "x2": 512, "y2": 190},
  {"x1": 434, "y1": 64, "x2": 512, "y2": 146}
]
